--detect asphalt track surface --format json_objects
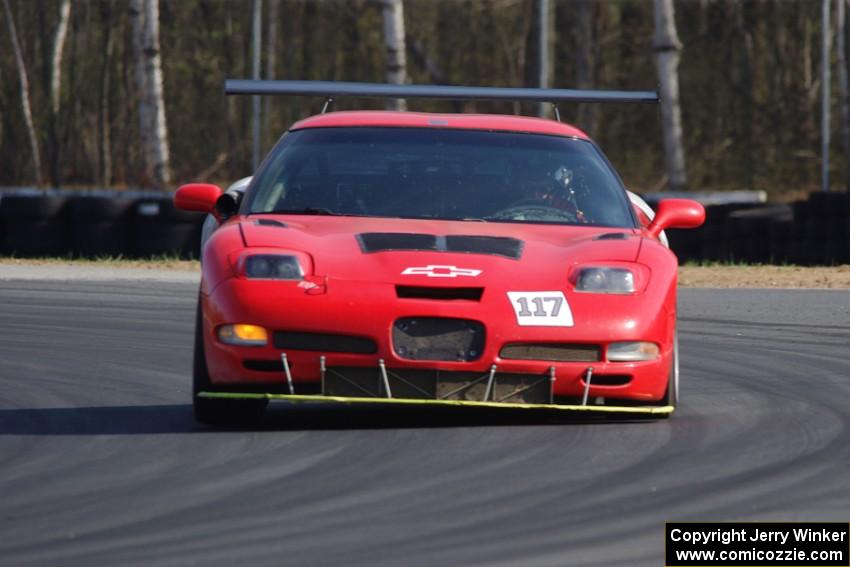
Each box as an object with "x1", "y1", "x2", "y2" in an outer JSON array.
[{"x1": 1, "y1": 280, "x2": 849, "y2": 566}]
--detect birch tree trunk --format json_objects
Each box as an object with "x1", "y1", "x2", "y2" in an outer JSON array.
[
  {"x1": 652, "y1": 0, "x2": 687, "y2": 191},
  {"x1": 836, "y1": 0, "x2": 849, "y2": 192},
  {"x1": 381, "y1": 0, "x2": 407, "y2": 111},
  {"x1": 50, "y1": 0, "x2": 71, "y2": 115},
  {"x1": 130, "y1": 0, "x2": 170, "y2": 188},
  {"x1": 3, "y1": 0, "x2": 43, "y2": 185},
  {"x1": 47, "y1": 0, "x2": 72, "y2": 187},
  {"x1": 143, "y1": 0, "x2": 170, "y2": 187}
]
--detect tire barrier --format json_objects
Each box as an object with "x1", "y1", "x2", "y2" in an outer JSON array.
[
  {"x1": 0, "y1": 195, "x2": 71, "y2": 257},
  {"x1": 0, "y1": 192, "x2": 204, "y2": 259},
  {"x1": 68, "y1": 196, "x2": 135, "y2": 258},
  {"x1": 666, "y1": 196, "x2": 850, "y2": 265},
  {"x1": 132, "y1": 197, "x2": 204, "y2": 259},
  {"x1": 0, "y1": 191, "x2": 849, "y2": 263}
]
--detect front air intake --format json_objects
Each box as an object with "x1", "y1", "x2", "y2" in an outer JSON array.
[
  {"x1": 499, "y1": 343, "x2": 601, "y2": 362},
  {"x1": 395, "y1": 286, "x2": 484, "y2": 301},
  {"x1": 273, "y1": 331, "x2": 377, "y2": 354},
  {"x1": 393, "y1": 317, "x2": 485, "y2": 362}
]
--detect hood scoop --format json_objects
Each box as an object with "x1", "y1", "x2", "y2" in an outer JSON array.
[
  {"x1": 594, "y1": 232, "x2": 630, "y2": 241},
  {"x1": 254, "y1": 218, "x2": 288, "y2": 228},
  {"x1": 357, "y1": 232, "x2": 523, "y2": 260}
]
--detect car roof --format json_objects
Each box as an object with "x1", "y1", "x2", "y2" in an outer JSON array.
[{"x1": 290, "y1": 111, "x2": 590, "y2": 140}]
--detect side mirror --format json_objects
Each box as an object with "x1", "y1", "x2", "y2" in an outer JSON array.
[
  {"x1": 174, "y1": 183, "x2": 222, "y2": 215},
  {"x1": 214, "y1": 189, "x2": 243, "y2": 220},
  {"x1": 647, "y1": 198, "x2": 705, "y2": 238}
]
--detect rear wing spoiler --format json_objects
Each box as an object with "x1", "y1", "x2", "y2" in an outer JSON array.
[{"x1": 224, "y1": 79, "x2": 659, "y2": 105}]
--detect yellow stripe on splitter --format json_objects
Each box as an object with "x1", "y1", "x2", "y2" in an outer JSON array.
[{"x1": 198, "y1": 391, "x2": 674, "y2": 415}]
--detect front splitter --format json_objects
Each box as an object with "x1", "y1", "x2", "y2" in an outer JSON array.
[{"x1": 198, "y1": 391, "x2": 674, "y2": 415}]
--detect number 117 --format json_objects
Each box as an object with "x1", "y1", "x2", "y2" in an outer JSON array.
[{"x1": 516, "y1": 296, "x2": 563, "y2": 317}]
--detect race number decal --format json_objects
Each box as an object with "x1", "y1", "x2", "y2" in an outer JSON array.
[{"x1": 507, "y1": 291, "x2": 574, "y2": 327}]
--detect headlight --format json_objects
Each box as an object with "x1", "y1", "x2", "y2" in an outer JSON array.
[
  {"x1": 607, "y1": 341, "x2": 659, "y2": 361},
  {"x1": 243, "y1": 254, "x2": 303, "y2": 280},
  {"x1": 218, "y1": 324, "x2": 268, "y2": 346},
  {"x1": 575, "y1": 267, "x2": 635, "y2": 293}
]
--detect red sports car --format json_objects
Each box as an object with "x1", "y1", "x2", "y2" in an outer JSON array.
[{"x1": 174, "y1": 81, "x2": 704, "y2": 425}]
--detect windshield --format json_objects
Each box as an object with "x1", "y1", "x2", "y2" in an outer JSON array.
[{"x1": 244, "y1": 127, "x2": 636, "y2": 227}]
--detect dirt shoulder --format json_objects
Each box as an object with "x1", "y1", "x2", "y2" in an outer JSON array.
[
  {"x1": 0, "y1": 257, "x2": 199, "y2": 271},
  {"x1": 0, "y1": 258, "x2": 199, "y2": 282},
  {"x1": 678, "y1": 265, "x2": 850, "y2": 288}
]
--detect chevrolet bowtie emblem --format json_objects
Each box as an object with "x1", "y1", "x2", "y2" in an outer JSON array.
[{"x1": 401, "y1": 265, "x2": 483, "y2": 278}]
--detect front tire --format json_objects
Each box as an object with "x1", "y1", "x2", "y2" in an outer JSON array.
[
  {"x1": 193, "y1": 297, "x2": 267, "y2": 426},
  {"x1": 657, "y1": 332, "x2": 679, "y2": 418}
]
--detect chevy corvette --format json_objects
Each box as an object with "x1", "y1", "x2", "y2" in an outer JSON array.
[{"x1": 174, "y1": 80, "x2": 704, "y2": 425}]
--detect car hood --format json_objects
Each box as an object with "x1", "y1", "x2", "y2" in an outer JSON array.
[{"x1": 239, "y1": 215, "x2": 641, "y2": 285}]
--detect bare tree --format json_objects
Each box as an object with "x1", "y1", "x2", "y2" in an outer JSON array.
[
  {"x1": 50, "y1": 0, "x2": 71, "y2": 115},
  {"x1": 575, "y1": 0, "x2": 595, "y2": 133},
  {"x1": 3, "y1": 0, "x2": 42, "y2": 185},
  {"x1": 46, "y1": 0, "x2": 72, "y2": 186},
  {"x1": 381, "y1": 0, "x2": 407, "y2": 111},
  {"x1": 534, "y1": 0, "x2": 551, "y2": 117},
  {"x1": 98, "y1": 2, "x2": 114, "y2": 186},
  {"x1": 836, "y1": 0, "x2": 849, "y2": 192},
  {"x1": 263, "y1": 0, "x2": 280, "y2": 148},
  {"x1": 652, "y1": 0, "x2": 687, "y2": 191},
  {"x1": 408, "y1": 36, "x2": 447, "y2": 84},
  {"x1": 129, "y1": 0, "x2": 151, "y2": 185},
  {"x1": 143, "y1": 0, "x2": 170, "y2": 187},
  {"x1": 821, "y1": 0, "x2": 832, "y2": 193},
  {"x1": 129, "y1": 0, "x2": 170, "y2": 188},
  {"x1": 251, "y1": 0, "x2": 262, "y2": 170}
]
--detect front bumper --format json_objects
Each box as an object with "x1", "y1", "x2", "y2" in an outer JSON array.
[{"x1": 201, "y1": 275, "x2": 676, "y2": 403}]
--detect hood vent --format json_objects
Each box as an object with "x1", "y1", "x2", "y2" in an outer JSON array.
[
  {"x1": 254, "y1": 218, "x2": 288, "y2": 228},
  {"x1": 594, "y1": 232, "x2": 629, "y2": 240},
  {"x1": 358, "y1": 233, "x2": 523, "y2": 259},
  {"x1": 396, "y1": 286, "x2": 484, "y2": 301},
  {"x1": 359, "y1": 232, "x2": 437, "y2": 251}
]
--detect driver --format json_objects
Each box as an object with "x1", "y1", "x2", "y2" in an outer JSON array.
[
  {"x1": 497, "y1": 163, "x2": 587, "y2": 222},
  {"x1": 543, "y1": 165, "x2": 587, "y2": 222}
]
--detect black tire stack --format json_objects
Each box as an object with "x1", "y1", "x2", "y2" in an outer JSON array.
[
  {"x1": 725, "y1": 204, "x2": 792, "y2": 264},
  {"x1": 696, "y1": 208, "x2": 724, "y2": 262},
  {"x1": 0, "y1": 192, "x2": 205, "y2": 259},
  {"x1": 664, "y1": 227, "x2": 701, "y2": 264},
  {"x1": 0, "y1": 195, "x2": 71, "y2": 257},
  {"x1": 802, "y1": 193, "x2": 850, "y2": 265},
  {"x1": 132, "y1": 196, "x2": 204, "y2": 259},
  {"x1": 67, "y1": 196, "x2": 135, "y2": 258},
  {"x1": 663, "y1": 202, "x2": 799, "y2": 265},
  {"x1": 665, "y1": 197, "x2": 850, "y2": 266}
]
